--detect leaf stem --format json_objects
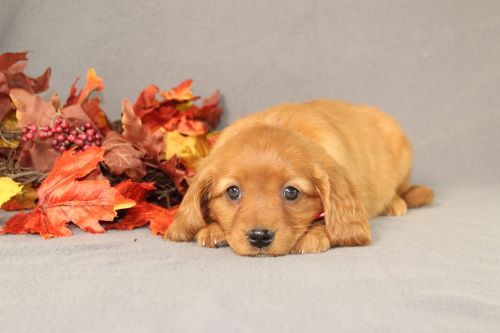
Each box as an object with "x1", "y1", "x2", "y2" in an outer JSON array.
[{"x1": 49, "y1": 109, "x2": 62, "y2": 128}]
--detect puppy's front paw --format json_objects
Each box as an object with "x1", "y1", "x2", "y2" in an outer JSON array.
[
  {"x1": 165, "y1": 221, "x2": 195, "y2": 242},
  {"x1": 291, "y1": 223, "x2": 330, "y2": 254},
  {"x1": 195, "y1": 223, "x2": 227, "y2": 248}
]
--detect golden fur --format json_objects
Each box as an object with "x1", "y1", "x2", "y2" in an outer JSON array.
[{"x1": 166, "y1": 100, "x2": 433, "y2": 256}]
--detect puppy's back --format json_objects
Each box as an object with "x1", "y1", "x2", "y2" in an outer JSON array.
[{"x1": 214, "y1": 100, "x2": 412, "y2": 216}]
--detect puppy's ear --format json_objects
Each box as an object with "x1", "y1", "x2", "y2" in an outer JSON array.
[
  {"x1": 165, "y1": 167, "x2": 212, "y2": 242},
  {"x1": 313, "y1": 160, "x2": 372, "y2": 247}
]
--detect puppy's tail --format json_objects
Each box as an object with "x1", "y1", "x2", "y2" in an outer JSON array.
[{"x1": 402, "y1": 185, "x2": 434, "y2": 208}]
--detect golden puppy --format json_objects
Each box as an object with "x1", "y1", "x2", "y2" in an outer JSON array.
[{"x1": 166, "y1": 100, "x2": 433, "y2": 256}]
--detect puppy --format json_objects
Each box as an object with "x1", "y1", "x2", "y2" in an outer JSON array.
[{"x1": 166, "y1": 100, "x2": 433, "y2": 256}]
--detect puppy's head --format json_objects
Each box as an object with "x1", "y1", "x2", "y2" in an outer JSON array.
[
  {"x1": 208, "y1": 126, "x2": 325, "y2": 256},
  {"x1": 167, "y1": 125, "x2": 360, "y2": 256}
]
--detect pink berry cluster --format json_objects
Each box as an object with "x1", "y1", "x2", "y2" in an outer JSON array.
[{"x1": 21, "y1": 116, "x2": 103, "y2": 152}]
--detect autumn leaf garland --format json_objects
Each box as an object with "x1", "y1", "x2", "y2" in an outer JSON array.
[
  {"x1": 0, "y1": 50, "x2": 223, "y2": 239},
  {"x1": 0, "y1": 147, "x2": 135, "y2": 238}
]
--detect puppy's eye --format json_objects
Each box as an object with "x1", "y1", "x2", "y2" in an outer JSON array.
[
  {"x1": 226, "y1": 186, "x2": 241, "y2": 200},
  {"x1": 283, "y1": 186, "x2": 299, "y2": 200}
]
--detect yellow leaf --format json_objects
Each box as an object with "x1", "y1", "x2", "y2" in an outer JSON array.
[
  {"x1": 0, "y1": 177, "x2": 23, "y2": 206},
  {"x1": 113, "y1": 192, "x2": 136, "y2": 211},
  {"x1": 174, "y1": 101, "x2": 193, "y2": 111},
  {"x1": 114, "y1": 200, "x2": 136, "y2": 211},
  {"x1": 1, "y1": 183, "x2": 37, "y2": 210},
  {"x1": 164, "y1": 131, "x2": 210, "y2": 170}
]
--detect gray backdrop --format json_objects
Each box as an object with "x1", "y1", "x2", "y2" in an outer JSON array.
[
  {"x1": 2, "y1": 0, "x2": 499, "y2": 186},
  {"x1": 1, "y1": 1, "x2": 499, "y2": 333}
]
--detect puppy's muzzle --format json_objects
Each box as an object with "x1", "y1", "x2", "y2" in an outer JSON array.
[{"x1": 247, "y1": 229, "x2": 274, "y2": 248}]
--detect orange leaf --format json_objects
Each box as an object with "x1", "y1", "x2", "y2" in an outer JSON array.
[
  {"x1": 149, "y1": 204, "x2": 178, "y2": 236},
  {"x1": 106, "y1": 202, "x2": 178, "y2": 236},
  {"x1": 134, "y1": 84, "x2": 160, "y2": 118},
  {"x1": 77, "y1": 68, "x2": 104, "y2": 104},
  {"x1": 132, "y1": 80, "x2": 220, "y2": 135},
  {"x1": 0, "y1": 212, "x2": 44, "y2": 236},
  {"x1": 64, "y1": 68, "x2": 110, "y2": 133},
  {"x1": 161, "y1": 80, "x2": 197, "y2": 102},
  {"x1": 114, "y1": 179, "x2": 156, "y2": 202},
  {"x1": 122, "y1": 99, "x2": 164, "y2": 161},
  {"x1": 107, "y1": 180, "x2": 178, "y2": 235},
  {"x1": 37, "y1": 146, "x2": 103, "y2": 198},
  {"x1": 0, "y1": 147, "x2": 135, "y2": 239},
  {"x1": 140, "y1": 104, "x2": 179, "y2": 133}
]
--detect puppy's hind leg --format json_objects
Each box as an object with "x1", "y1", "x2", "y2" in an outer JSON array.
[
  {"x1": 382, "y1": 183, "x2": 434, "y2": 216},
  {"x1": 382, "y1": 194, "x2": 408, "y2": 216},
  {"x1": 403, "y1": 185, "x2": 434, "y2": 208},
  {"x1": 381, "y1": 175, "x2": 409, "y2": 217}
]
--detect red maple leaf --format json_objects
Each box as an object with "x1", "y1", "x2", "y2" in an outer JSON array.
[
  {"x1": 0, "y1": 147, "x2": 134, "y2": 239},
  {"x1": 113, "y1": 179, "x2": 155, "y2": 202},
  {"x1": 105, "y1": 180, "x2": 178, "y2": 236}
]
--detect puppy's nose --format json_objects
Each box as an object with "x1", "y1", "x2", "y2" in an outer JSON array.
[{"x1": 247, "y1": 229, "x2": 274, "y2": 248}]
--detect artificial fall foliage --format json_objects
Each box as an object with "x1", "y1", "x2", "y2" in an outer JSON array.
[
  {"x1": 0, "y1": 147, "x2": 135, "y2": 238},
  {"x1": 0, "y1": 51, "x2": 223, "y2": 239},
  {"x1": 105, "y1": 180, "x2": 179, "y2": 236},
  {"x1": 0, "y1": 52, "x2": 51, "y2": 122}
]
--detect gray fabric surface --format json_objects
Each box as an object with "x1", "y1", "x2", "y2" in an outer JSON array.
[
  {"x1": 1, "y1": 186, "x2": 499, "y2": 332},
  {"x1": 1, "y1": 1, "x2": 499, "y2": 332}
]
